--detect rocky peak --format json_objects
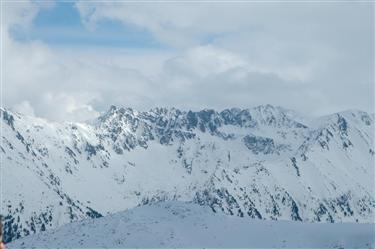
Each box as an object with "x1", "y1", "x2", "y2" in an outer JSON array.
[{"x1": 249, "y1": 105, "x2": 308, "y2": 129}]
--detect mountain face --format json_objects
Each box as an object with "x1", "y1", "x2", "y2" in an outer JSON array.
[
  {"x1": 7, "y1": 201, "x2": 374, "y2": 248},
  {"x1": 1, "y1": 105, "x2": 374, "y2": 243}
]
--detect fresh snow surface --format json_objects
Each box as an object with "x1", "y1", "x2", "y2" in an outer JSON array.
[{"x1": 7, "y1": 201, "x2": 375, "y2": 248}]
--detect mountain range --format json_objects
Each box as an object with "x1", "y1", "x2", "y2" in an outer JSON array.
[{"x1": 1, "y1": 104, "x2": 374, "y2": 243}]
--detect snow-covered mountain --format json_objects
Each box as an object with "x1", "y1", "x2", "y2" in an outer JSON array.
[
  {"x1": 7, "y1": 201, "x2": 375, "y2": 248},
  {"x1": 1, "y1": 105, "x2": 374, "y2": 243}
]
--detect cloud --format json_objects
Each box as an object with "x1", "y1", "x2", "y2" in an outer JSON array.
[
  {"x1": 12, "y1": 101, "x2": 35, "y2": 117},
  {"x1": 3, "y1": 33, "x2": 104, "y2": 121},
  {"x1": 154, "y1": 45, "x2": 326, "y2": 113},
  {"x1": 2, "y1": 1, "x2": 374, "y2": 122},
  {"x1": 38, "y1": 92, "x2": 100, "y2": 122},
  {"x1": 74, "y1": 2, "x2": 375, "y2": 112},
  {"x1": 163, "y1": 45, "x2": 248, "y2": 78},
  {"x1": 3, "y1": 1, "x2": 41, "y2": 31}
]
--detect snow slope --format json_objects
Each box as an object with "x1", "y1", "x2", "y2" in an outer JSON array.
[
  {"x1": 7, "y1": 201, "x2": 375, "y2": 248},
  {"x1": 1, "y1": 105, "x2": 374, "y2": 243}
]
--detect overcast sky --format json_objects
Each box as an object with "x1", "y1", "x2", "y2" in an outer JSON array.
[{"x1": 1, "y1": 1, "x2": 374, "y2": 122}]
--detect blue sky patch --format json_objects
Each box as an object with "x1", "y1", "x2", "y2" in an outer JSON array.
[{"x1": 10, "y1": 2, "x2": 164, "y2": 49}]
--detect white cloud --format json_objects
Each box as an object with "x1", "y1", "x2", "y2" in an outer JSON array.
[
  {"x1": 163, "y1": 45, "x2": 248, "y2": 78},
  {"x1": 3, "y1": 1, "x2": 40, "y2": 31},
  {"x1": 2, "y1": 1, "x2": 374, "y2": 122},
  {"x1": 12, "y1": 101, "x2": 35, "y2": 116},
  {"x1": 74, "y1": 1, "x2": 374, "y2": 111}
]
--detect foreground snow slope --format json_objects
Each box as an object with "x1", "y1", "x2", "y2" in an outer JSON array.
[
  {"x1": 8, "y1": 201, "x2": 375, "y2": 248},
  {"x1": 1, "y1": 105, "x2": 374, "y2": 243}
]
